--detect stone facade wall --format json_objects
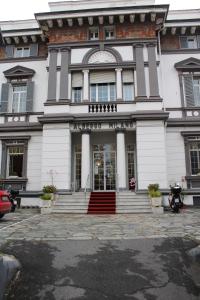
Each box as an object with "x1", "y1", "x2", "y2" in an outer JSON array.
[
  {"x1": 48, "y1": 22, "x2": 156, "y2": 44},
  {"x1": 161, "y1": 35, "x2": 180, "y2": 51}
]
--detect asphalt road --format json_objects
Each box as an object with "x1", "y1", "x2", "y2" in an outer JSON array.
[{"x1": 1, "y1": 237, "x2": 200, "y2": 300}]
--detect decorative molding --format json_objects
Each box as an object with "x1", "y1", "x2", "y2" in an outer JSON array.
[
  {"x1": 3, "y1": 65, "x2": 35, "y2": 78},
  {"x1": 175, "y1": 57, "x2": 200, "y2": 71},
  {"x1": 82, "y1": 47, "x2": 122, "y2": 64}
]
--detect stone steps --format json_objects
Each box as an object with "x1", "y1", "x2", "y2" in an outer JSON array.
[
  {"x1": 51, "y1": 192, "x2": 152, "y2": 214},
  {"x1": 52, "y1": 193, "x2": 89, "y2": 213},
  {"x1": 116, "y1": 192, "x2": 152, "y2": 214}
]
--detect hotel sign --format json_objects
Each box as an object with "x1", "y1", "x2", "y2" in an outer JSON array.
[{"x1": 71, "y1": 121, "x2": 136, "y2": 131}]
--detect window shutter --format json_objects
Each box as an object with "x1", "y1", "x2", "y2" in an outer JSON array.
[
  {"x1": 183, "y1": 74, "x2": 195, "y2": 107},
  {"x1": 26, "y1": 81, "x2": 34, "y2": 112},
  {"x1": 180, "y1": 37, "x2": 188, "y2": 49},
  {"x1": 123, "y1": 70, "x2": 134, "y2": 83},
  {"x1": 90, "y1": 71, "x2": 115, "y2": 84},
  {"x1": 0, "y1": 83, "x2": 10, "y2": 113},
  {"x1": 72, "y1": 73, "x2": 83, "y2": 87},
  {"x1": 30, "y1": 44, "x2": 38, "y2": 57},
  {"x1": 5, "y1": 45, "x2": 14, "y2": 58},
  {"x1": 197, "y1": 35, "x2": 200, "y2": 48}
]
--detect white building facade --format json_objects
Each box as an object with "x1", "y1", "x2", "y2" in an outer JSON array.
[{"x1": 0, "y1": 0, "x2": 199, "y2": 207}]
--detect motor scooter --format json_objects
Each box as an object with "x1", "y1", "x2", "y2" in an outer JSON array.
[
  {"x1": 168, "y1": 183, "x2": 183, "y2": 213},
  {"x1": 8, "y1": 189, "x2": 20, "y2": 212}
]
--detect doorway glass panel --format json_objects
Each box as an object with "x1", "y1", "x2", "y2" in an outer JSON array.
[{"x1": 93, "y1": 151, "x2": 116, "y2": 191}]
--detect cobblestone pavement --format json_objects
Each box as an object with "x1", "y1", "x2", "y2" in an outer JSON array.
[{"x1": 0, "y1": 208, "x2": 200, "y2": 245}]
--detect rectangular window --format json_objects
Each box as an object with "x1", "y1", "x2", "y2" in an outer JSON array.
[
  {"x1": 89, "y1": 28, "x2": 99, "y2": 40},
  {"x1": 190, "y1": 143, "x2": 200, "y2": 175},
  {"x1": 12, "y1": 85, "x2": 27, "y2": 113},
  {"x1": 180, "y1": 36, "x2": 198, "y2": 49},
  {"x1": 105, "y1": 27, "x2": 115, "y2": 40},
  {"x1": 123, "y1": 83, "x2": 134, "y2": 101},
  {"x1": 90, "y1": 83, "x2": 116, "y2": 102},
  {"x1": 72, "y1": 87, "x2": 82, "y2": 103},
  {"x1": 14, "y1": 47, "x2": 30, "y2": 58},
  {"x1": 7, "y1": 145, "x2": 24, "y2": 177}
]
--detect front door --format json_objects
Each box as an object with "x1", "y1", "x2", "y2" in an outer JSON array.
[{"x1": 93, "y1": 151, "x2": 116, "y2": 191}]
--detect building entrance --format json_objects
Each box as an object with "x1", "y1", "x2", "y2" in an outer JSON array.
[{"x1": 93, "y1": 150, "x2": 116, "y2": 191}]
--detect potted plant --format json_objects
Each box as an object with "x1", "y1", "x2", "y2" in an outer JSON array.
[
  {"x1": 148, "y1": 184, "x2": 162, "y2": 207},
  {"x1": 42, "y1": 185, "x2": 57, "y2": 201}
]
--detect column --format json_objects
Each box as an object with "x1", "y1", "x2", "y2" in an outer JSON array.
[
  {"x1": 82, "y1": 69, "x2": 89, "y2": 102},
  {"x1": 81, "y1": 129, "x2": 91, "y2": 190},
  {"x1": 116, "y1": 129, "x2": 126, "y2": 190},
  {"x1": 115, "y1": 68, "x2": 123, "y2": 101},
  {"x1": 147, "y1": 43, "x2": 160, "y2": 98},
  {"x1": 59, "y1": 47, "x2": 70, "y2": 101},
  {"x1": 47, "y1": 48, "x2": 58, "y2": 101},
  {"x1": 135, "y1": 44, "x2": 147, "y2": 99}
]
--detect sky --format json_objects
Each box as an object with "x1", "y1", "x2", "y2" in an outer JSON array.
[{"x1": 0, "y1": 0, "x2": 199, "y2": 21}]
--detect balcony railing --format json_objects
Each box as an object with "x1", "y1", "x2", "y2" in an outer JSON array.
[{"x1": 88, "y1": 103, "x2": 117, "y2": 113}]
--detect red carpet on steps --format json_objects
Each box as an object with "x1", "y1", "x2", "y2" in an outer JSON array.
[{"x1": 87, "y1": 192, "x2": 116, "y2": 214}]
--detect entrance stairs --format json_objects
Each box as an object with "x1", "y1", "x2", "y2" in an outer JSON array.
[
  {"x1": 116, "y1": 192, "x2": 152, "y2": 213},
  {"x1": 87, "y1": 192, "x2": 116, "y2": 214},
  {"x1": 51, "y1": 192, "x2": 89, "y2": 214}
]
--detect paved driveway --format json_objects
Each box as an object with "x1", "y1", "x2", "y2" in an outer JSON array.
[
  {"x1": 1, "y1": 208, "x2": 200, "y2": 300},
  {"x1": 0, "y1": 208, "x2": 200, "y2": 243}
]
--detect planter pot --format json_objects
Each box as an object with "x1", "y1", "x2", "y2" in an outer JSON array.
[
  {"x1": 40, "y1": 200, "x2": 52, "y2": 208},
  {"x1": 41, "y1": 207, "x2": 52, "y2": 214},
  {"x1": 151, "y1": 197, "x2": 162, "y2": 207}
]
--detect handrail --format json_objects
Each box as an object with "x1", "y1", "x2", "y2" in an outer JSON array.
[{"x1": 84, "y1": 174, "x2": 90, "y2": 202}]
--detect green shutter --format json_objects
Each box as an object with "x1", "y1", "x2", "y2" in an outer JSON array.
[
  {"x1": 0, "y1": 83, "x2": 10, "y2": 113},
  {"x1": 183, "y1": 74, "x2": 195, "y2": 107},
  {"x1": 30, "y1": 44, "x2": 38, "y2": 57},
  {"x1": 5, "y1": 45, "x2": 14, "y2": 58},
  {"x1": 197, "y1": 35, "x2": 200, "y2": 48},
  {"x1": 26, "y1": 81, "x2": 34, "y2": 112},
  {"x1": 180, "y1": 37, "x2": 188, "y2": 49}
]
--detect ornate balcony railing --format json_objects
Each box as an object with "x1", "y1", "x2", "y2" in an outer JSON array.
[{"x1": 88, "y1": 103, "x2": 117, "y2": 113}]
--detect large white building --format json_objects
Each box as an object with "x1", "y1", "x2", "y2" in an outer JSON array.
[{"x1": 0, "y1": 0, "x2": 199, "y2": 211}]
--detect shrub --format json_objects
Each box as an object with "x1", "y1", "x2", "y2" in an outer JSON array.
[
  {"x1": 42, "y1": 185, "x2": 57, "y2": 194},
  {"x1": 40, "y1": 193, "x2": 52, "y2": 200},
  {"x1": 148, "y1": 184, "x2": 162, "y2": 198}
]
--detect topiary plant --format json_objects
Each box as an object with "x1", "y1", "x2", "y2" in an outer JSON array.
[
  {"x1": 40, "y1": 193, "x2": 52, "y2": 200},
  {"x1": 42, "y1": 185, "x2": 57, "y2": 194}
]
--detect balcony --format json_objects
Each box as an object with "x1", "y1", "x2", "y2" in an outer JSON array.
[{"x1": 88, "y1": 103, "x2": 117, "y2": 113}]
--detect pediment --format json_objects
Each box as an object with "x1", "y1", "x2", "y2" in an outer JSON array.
[
  {"x1": 3, "y1": 65, "x2": 35, "y2": 78},
  {"x1": 175, "y1": 57, "x2": 200, "y2": 71}
]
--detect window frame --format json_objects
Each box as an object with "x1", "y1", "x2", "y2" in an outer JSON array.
[
  {"x1": 11, "y1": 84, "x2": 27, "y2": 113},
  {"x1": 7, "y1": 144, "x2": 25, "y2": 178},
  {"x1": 104, "y1": 26, "x2": 115, "y2": 40},
  {"x1": 88, "y1": 27, "x2": 99, "y2": 41},
  {"x1": 179, "y1": 35, "x2": 200, "y2": 49},
  {"x1": 14, "y1": 47, "x2": 30, "y2": 58},
  {"x1": 72, "y1": 87, "x2": 82, "y2": 103},
  {"x1": 182, "y1": 133, "x2": 200, "y2": 189},
  {"x1": 123, "y1": 83, "x2": 134, "y2": 101},
  {"x1": 90, "y1": 83, "x2": 116, "y2": 102},
  {"x1": 0, "y1": 138, "x2": 30, "y2": 190}
]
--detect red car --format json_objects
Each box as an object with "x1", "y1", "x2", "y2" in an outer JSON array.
[{"x1": 0, "y1": 190, "x2": 11, "y2": 219}]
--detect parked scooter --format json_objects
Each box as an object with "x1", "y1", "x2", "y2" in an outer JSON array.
[
  {"x1": 168, "y1": 183, "x2": 183, "y2": 213},
  {"x1": 8, "y1": 189, "x2": 20, "y2": 212}
]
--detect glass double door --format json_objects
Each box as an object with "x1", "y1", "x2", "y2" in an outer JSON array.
[{"x1": 93, "y1": 151, "x2": 116, "y2": 191}]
